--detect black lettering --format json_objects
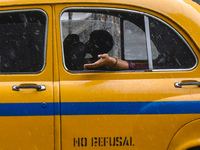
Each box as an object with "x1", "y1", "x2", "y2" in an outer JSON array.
[
  {"x1": 73, "y1": 137, "x2": 87, "y2": 147},
  {"x1": 104, "y1": 137, "x2": 109, "y2": 146},
  {"x1": 92, "y1": 137, "x2": 98, "y2": 147},
  {"x1": 123, "y1": 137, "x2": 129, "y2": 146},
  {"x1": 98, "y1": 137, "x2": 104, "y2": 146},
  {"x1": 81, "y1": 137, "x2": 87, "y2": 147},
  {"x1": 116, "y1": 137, "x2": 122, "y2": 146},
  {"x1": 84, "y1": 136, "x2": 135, "y2": 147},
  {"x1": 130, "y1": 137, "x2": 135, "y2": 146},
  {"x1": 74, "y1": 138, "x2": 80, "y2": 147},
  {"x1": 109, "y1": 137, "x2": 116, "y2": 146}
]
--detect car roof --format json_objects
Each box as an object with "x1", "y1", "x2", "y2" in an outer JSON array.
[
  {"x1": 1, "y1": 0, "x2": 200, "y2": 49},
  {"x1": 0, "y1": 0, "x2": 198, "y2": 8},
  {"x1": 2, "y1": 0, "x2": 200, "y2": 23}
]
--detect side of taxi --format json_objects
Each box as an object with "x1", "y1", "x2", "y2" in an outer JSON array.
[{"x1": 0, "y1": 0, "x2": 200, "y2": 149}]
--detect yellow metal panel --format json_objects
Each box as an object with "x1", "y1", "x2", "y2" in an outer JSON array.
[
  {"x1": 61, "y1": 115, "x2": 200, "y2": 150},
  {"x1": 0, "y1": 116, "x2": 54, "y2": 150},
  {"x1": 0, "y1": 5, "x2": 54, "y2": 150},
  {"x1": 168, "y1": 119, "x2": 200, "y2": 150},
  {"x1": 55, "y1": 2, "x2": 200, "y2": 150}
]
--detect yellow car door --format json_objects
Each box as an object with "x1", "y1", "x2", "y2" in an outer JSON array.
[
  {"x1": 0, "y1": 5, "x2": 54, "y2": 150},
  {"x1": 55, "y1": 1, "x2": 200, "y2": 150}
]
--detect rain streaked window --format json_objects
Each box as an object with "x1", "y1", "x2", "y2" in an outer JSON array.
[
  {"x1": 61, "y1": 9, "x2": 196, "y2": 71},
  {"x1": 61, "y1": 12, "x2": 121, "y2": 70},
  {"x1": 124, "y1": 20, "x2": 148, "y2": 61},
  {"x1": 149, "y1": 18, "x2": 196, "y2": 69},
  {"x1": 0, "y1": 10, "x2": 47, "y2": 73}
]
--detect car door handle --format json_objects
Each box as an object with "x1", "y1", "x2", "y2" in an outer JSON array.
[
  {"x1": 174, "y1": 81, "x2": 200, "y2": 88},
  {"x1": 12, "y1": 85, "x2": 46, "y2": 91}
]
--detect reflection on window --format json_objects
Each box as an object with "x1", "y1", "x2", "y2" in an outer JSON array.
[
  {"x1": 61, "y1": 10, "x2": 196, "y2": 72},
  {"x1": 0, "y1": 10, "x2": 47, "y2": 73},
  {"x1": 124, "y1": 20, "x2": 147, "y2": 61},
  {"x1": 61, "y1": 12, "x2": 121, "y2": 70}
]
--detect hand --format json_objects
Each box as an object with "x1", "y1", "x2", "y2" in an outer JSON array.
[{"x1": 84, "y1": 54, "x2": 116, "y2": 69}]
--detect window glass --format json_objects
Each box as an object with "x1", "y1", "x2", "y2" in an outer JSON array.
[
  {"x1": 0, "y1": 10, "x2": 47, "y2": 73},
  {"x1": 61, "y1": 9, "x2": 196, "y2": 72},
  {"x1": 61, "y1": 11, "x2": 150, "y2": 71},
  {"x1": 193, "y1": 0, "x2": 200, "y2": 5},
  {"x1": 124, "y1": 20, "x2": 147, "y2": 61},
  {"x1": 149, "y1": 17, "x2": 196, "y2": 69},
  {"x1": 61, "y1": 12, "x2": 122, "y2": 70}
]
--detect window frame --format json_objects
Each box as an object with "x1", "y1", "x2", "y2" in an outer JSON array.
[
  {"x1": 60, "y1": 7, "x2": 198, "y2": 73},
  {"x1": 0, "y1": 8, "x2": 48, "y2": 74}
]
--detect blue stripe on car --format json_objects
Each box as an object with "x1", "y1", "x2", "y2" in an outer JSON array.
[{"x1": 0, "y1": 101, "x2": 200, "y2": 116}]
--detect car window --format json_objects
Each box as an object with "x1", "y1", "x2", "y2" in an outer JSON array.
[
  {"x1": 0, "y1": 10, "x2": 47, "y2": 73},
  {"x1": 193, "y1": 0, "x2": 200, "y2": 5},
  {"x1": 61, "y1": 11, "x2": 122, "y2": 70},
  {"x1": 124, "y1": 20, "x2": 148, "y2": 61},
  {"x1": 61, "y1": 8, "x2": 197, "y2": 72},
  {"x1": 149, "y1": 17, "x2": 196, "y2": 70}
]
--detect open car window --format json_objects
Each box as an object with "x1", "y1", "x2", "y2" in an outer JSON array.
[{"x1": 60, "y1": 8, "x2": 197, "y2": 72}]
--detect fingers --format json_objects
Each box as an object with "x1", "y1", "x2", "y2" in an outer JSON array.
[
  {"x1": 84, "y1": 54, "x2": 109, "y2": 69},
  {"x1": 84, "y1": 63, "x2": 98, "y2": 69},
  {"x1": 84, "y1": 61, "x2": 101, "y2": 69},
  {"x1": 98, "y1": 54, "x2": 108, "y2": 59},
  {"x1": 84, "y1": 64, "x2": 93, "y2": 69}
]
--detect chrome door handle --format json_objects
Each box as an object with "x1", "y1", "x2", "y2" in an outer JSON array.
[
  {"x1": 174, "y1": 82, "x2": 200, "y2": 88},
  {"x1": 12, "y1": 85, "x2": 46, "y2": 91}
]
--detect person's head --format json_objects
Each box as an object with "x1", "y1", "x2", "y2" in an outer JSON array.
[
  {"x1": 86, "y1": 30, "x2": 114, "y2": 59},
  {"x1": 64, "y1": 34, "x2": 79, "y2": 45},
  {"x1": 63, "y1": 34, "x2": 86, "y2": 70}
]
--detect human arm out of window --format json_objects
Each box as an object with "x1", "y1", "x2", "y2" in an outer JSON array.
[
  {"x1": 84, "y1": 54, "x2": 129, "y2": 70},
  {"x1": 84, "y1": 54, "x2": 149, "y2": 70}
]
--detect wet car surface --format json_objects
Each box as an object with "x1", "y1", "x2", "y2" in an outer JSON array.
[{"x1": 0, "y1": 0, "x2": 200, "y2": 150}]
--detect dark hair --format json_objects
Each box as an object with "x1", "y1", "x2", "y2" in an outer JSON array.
[
  {"x1": 63, "y1": 34, "x2": 86, "y2": 70},
  {"x1": 86, "y1": 30, "x2": 114, "y2": 58}
]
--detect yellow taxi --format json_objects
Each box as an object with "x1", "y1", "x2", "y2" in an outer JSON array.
[{"x1": 0, "y1": 0, "x2": 200, "y2": 149}]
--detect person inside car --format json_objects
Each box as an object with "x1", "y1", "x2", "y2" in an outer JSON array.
[
  {"x1": 84, "y1": 53, "x2": 148, "y2": 70},
  {"x1": 64, "y1": 30, "x2": 148, "y2": 70},
  {"x1": 84, "y1": 30, "x2": 148, "y2": 70}
]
